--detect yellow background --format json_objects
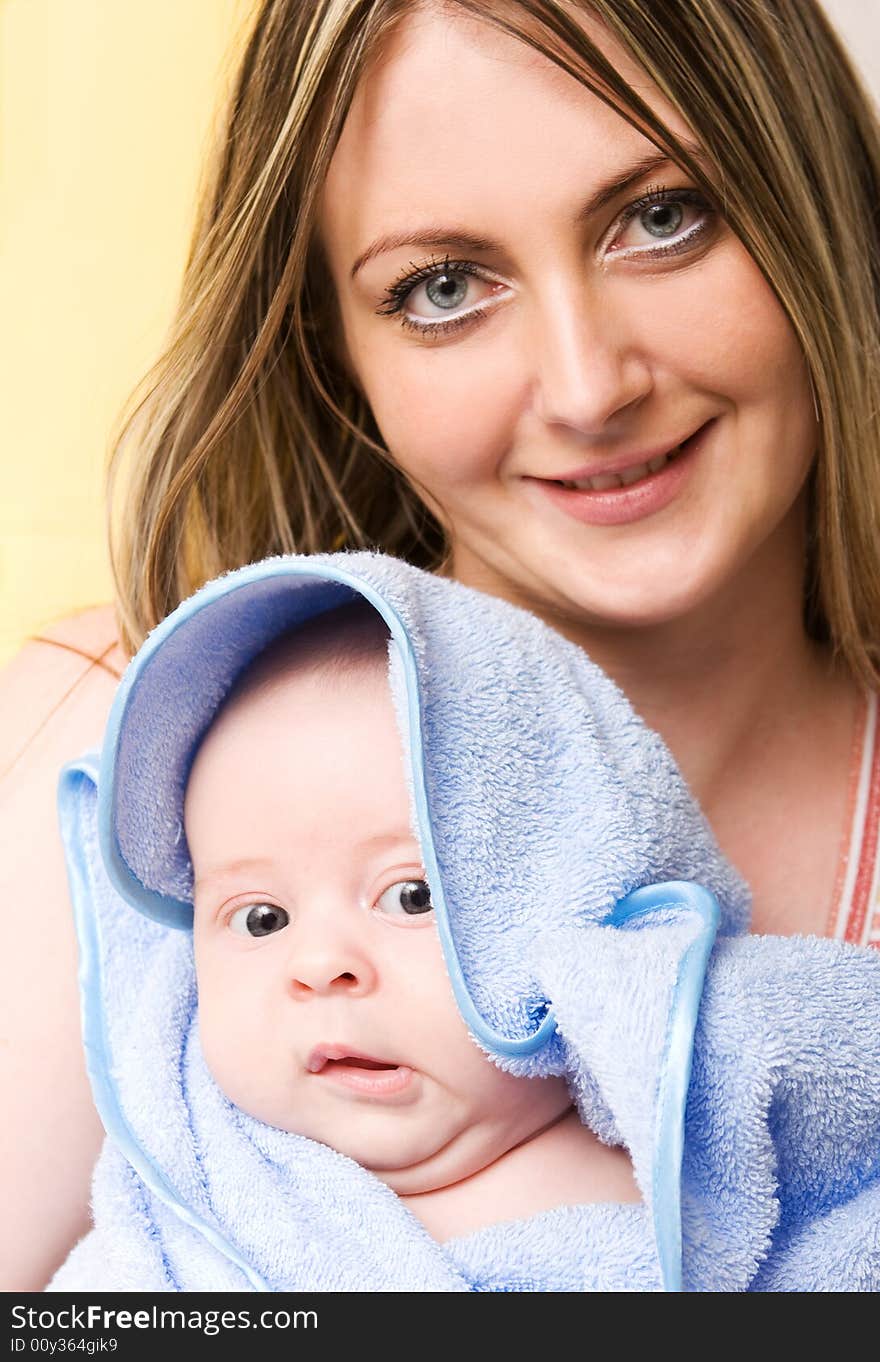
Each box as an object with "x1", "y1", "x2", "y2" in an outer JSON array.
[
  {"x1": 1, "y1": 1, "x2": 876, "y2": 668},
  {"x1": 0, "y1": 0, "x2": 250, "y2": 665}
]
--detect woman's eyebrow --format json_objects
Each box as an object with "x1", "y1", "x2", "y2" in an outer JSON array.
[{"x1": 348, "y1": 141, "x2": 705, "y2": 279}]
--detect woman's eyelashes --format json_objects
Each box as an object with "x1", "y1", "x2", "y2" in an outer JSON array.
[
  {"x1": 375, "y1": 185, "x2": 718, "y2": 339},
  {"x1": 609, "y1": 184, "x2": 715, "y2": 258},
  {"x1": 375, "y1": 256, "x2": 501, "y2": 338},
  {"x1": 224, "y1": 878, "x2": 434, "y2": 938}
]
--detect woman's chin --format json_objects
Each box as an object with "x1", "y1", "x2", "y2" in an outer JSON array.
[
  {"x1": 452, "y1": 527, "x2": 731, "y2": 635},
  {"x1": 516, "y1": 565, "x2": 726, "y2": 637}
]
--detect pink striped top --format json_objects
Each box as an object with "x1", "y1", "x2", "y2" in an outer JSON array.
[{"x1": 826, "y1": 689, "x2": 880, "y2": 948}]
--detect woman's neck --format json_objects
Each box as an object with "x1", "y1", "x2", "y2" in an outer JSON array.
[
  {"x1": 565, "y1": 575, "x2": 836, "y2": 815},
  {"x1": 465, "y1": 520, "x2": 853, "y2": 816}
]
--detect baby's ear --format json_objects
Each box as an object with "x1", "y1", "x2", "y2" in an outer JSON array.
[{"x1": 386, "y1": 638, "x2": 421, "y2": 847}]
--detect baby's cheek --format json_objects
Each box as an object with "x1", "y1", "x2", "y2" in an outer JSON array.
[
  {"x1": 195, "y1": 966, "x2": 249, "y2": 1098},
  {"x1": 403, "y1": 941, "x2": 487, "y2": 1054},
  {"x1": 195, "y1": 967, "x2": 298, "y2": 1131}
]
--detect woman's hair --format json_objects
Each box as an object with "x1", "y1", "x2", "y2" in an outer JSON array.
[{"x1": 109, "y1": 0, "x2": 880, "y2": 688}]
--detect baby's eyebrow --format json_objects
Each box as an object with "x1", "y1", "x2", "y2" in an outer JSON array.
[
  {"x1": 192, "y1": 835, "x2": 420, "y2": 892},
  {"x1": 194, "y1": 856, "x2": 276, "y2": 892},
  {"x1": 353, "y1": 830, "x2": 423, "y2": 856}
]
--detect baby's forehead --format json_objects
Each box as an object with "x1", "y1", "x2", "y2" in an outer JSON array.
[
  {"x1": 182, "y1": 602, "x2": 420, "y2": 895},
  {"x1": 185, "y1": 598, "x2": 394, "y2": 787},
  {"x1": 231, "y1": 597, "x2": 390, "y2": 700},
  {"x1": 211, "y1": 598, "x2": 391, "y2": 720}
]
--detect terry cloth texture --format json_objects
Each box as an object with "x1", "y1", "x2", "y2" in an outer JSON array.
[{"x1": 51, "y1": 551, "x2": 880, "y2": 1292}]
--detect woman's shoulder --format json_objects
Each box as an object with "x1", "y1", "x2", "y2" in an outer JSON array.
[
  {"x1": 0, "y1": 604, "x2": 127, "y2": 781},
  {"x1": 0, "y1": 606, "x2": 125, "y2": 1289}
]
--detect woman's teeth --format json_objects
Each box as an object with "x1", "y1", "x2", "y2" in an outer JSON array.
[{"x1": 557, "y1": 443, "x2": 683, "y2": 492}]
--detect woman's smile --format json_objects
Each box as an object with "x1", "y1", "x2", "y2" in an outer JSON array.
[{"x1": 522, "y1": 418, "x2": 715, "y2": 527}]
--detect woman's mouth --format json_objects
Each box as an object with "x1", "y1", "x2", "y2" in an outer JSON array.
[
  {"x1": 525, "y1": 420, "x2": 714, "y2": 528},
  {"x1": 553, "y1": 440, "x2": 687, "y2": 492}
]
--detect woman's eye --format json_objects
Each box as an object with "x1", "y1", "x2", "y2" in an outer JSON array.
[
  {"x1": 375, "y1": 256, "x2": 507, "y2": 336},
  {"x1": 374, "y1": 879, "x2": 434, "y2": 919},
  {"x1": 228, "y1": 902, "x2": 290, "y2": 937},
  {"x1": 406, "y1": 268, "x2": 488, "y2": 319},
  {"x1": 611, "y1": 189, "x2": 715, "y2": 257}
]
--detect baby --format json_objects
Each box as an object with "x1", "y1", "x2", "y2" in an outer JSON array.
[
  {"x1": 186, "y1": 599, "x2": 639, "y2": 1246},
  {"x1": 50, "y1": 551, "x2": 880, "y2": 1292}
]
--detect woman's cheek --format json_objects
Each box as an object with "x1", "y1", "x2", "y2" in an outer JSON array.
[
  {"x1": 683, "y1": 242, "x2": 804, "y2": 398},
  {"x1": 357, "y1": 334, "x2": 517, "y2": 487}
]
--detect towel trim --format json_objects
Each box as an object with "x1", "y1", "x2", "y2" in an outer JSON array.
[
  {"x1": 58, "y1": 756, "x2": 273, "y2": 1292},
  {"x1": 606, "y1": 883, "x2": 719, "y2": 1293}
]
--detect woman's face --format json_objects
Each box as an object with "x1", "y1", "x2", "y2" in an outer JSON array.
[{"x1": 318, "y1": 4, "x2": 818, "y2": 633}]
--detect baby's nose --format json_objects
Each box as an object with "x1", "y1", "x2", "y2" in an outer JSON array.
[{"x1": 286, "y1": 931, "x2": 378, "y2": 998}]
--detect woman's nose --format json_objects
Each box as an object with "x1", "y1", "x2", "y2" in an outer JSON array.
[
  {"x1": 284, "y1": 919, "x2": 378, "y2": 999},
  {"x1": 528, "y1": 283, "x2": 653, "y2": 437}
]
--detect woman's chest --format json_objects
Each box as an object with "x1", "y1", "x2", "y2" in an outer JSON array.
[{"x1": 716, "y1": 691, "x2": 880, "y2": 942}]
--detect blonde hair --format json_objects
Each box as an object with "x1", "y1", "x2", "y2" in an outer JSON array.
[{"x1": 109, "y1": 0, "x2": 880, "y2": 689}]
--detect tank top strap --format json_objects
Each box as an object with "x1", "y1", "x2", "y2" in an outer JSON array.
[{"x1": 826, "y1": 689, "x2": 880, "y2": 947}]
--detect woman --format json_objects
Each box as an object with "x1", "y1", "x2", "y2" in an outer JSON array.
[{"x1": 4, "y1": 0, "x2": 880, "y2": 1290}]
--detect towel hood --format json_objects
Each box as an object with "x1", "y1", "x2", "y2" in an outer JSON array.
[{"x1": 63, "y1": 550, "x2": 755, "y2": 1291}]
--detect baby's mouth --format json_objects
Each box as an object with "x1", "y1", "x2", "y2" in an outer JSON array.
[
  {"x1": 306, "y1": 1045, "x2": 416, "y2": 1097},
  {"x1": 306, "y1": 1044, "x2": 401, "y2": 1074},
  {"x1": 325, "y1": 1057, "x2": 395, "y2": 1071}
]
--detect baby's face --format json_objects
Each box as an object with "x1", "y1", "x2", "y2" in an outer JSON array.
[{"x1": 185, "y1": 655, "x2": 571, "y2": 1195}]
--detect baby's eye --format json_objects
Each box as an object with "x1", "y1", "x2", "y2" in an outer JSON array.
[
  {"x1": 374, "y1": 879, "x2": 434, "y2": 919},
  {"x1": 229, "y1": 902, "x2": 290, "y2": 937}
]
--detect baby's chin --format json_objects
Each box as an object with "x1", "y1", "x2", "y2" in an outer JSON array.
[
  {"x1": 364, "y1": 1153, "x2": 467, "y2": 1197},
  {"x1": 209, "y1": 1065, "x2": 557, "y2": 1195},
  {"x1": 308, "y1": 1131, "x2": 463, "y2": 1192},
  {"x1": 208, "y1": 1073, "x2": 471, "y2": 1185},
  {"x1": 347, "y1": 1120, "x2": 527, "y2": 1197}
]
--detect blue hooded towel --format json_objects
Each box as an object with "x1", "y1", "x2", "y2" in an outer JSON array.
[{"x1": 50, "y1": 551, "x2": 880, "y2": 1291}]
